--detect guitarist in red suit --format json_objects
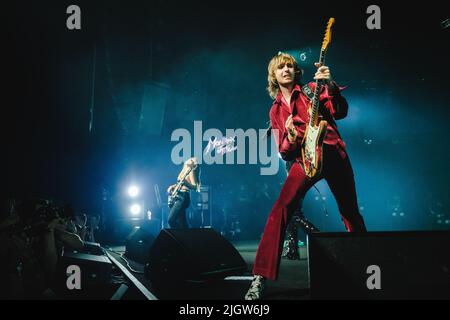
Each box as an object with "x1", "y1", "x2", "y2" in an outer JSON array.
[{"x1": 245, "y1": 52, "x2": 367, "y2": 300}]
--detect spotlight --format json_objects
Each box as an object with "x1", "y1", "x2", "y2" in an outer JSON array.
[
  {"x1": 128, "y1": 185, "x2": 139, "y2": 197},
  {"x1": 130, "y1": 204, "x2": 142, "y2": 216}
]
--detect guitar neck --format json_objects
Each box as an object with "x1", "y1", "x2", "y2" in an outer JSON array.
[{"x1": 309, "y1": 49, "x2": 326, "y2": 126}]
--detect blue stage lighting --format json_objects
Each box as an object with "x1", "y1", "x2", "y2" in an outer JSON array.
[
  {"x1": 128, "y1": 185, "x2": 139, "y2": 197},
  {"x1": 130, "y1": 204, "x2": 142, "y2": 216}
]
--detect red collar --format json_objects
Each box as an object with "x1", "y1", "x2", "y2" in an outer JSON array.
[{"x1": 275, "y1": 84, "x2": 302, "y2": 104}]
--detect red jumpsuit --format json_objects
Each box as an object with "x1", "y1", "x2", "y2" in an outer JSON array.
[{"x1": 253, "y1": 82, "x2": 367, "y2": 280}]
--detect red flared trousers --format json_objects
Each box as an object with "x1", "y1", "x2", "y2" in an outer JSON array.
[{"x1": 253, "y1": 145, "x2": 367, "y2": 280}]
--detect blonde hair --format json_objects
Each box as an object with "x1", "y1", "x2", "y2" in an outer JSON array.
[
  {"x1": 178, "y1": 157, "x2": 201, "y2": 191},
  {"x1": 267, "y1": 52, "x2": 303, "y2": 99}
]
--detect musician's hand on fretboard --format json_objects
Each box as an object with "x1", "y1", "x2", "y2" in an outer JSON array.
[
  {"x1": 314, "y1": 62, "x2": 331, "y2": 81},
  {"x1": 167, "y1": 184, "x2": 176, "y2": 194}
]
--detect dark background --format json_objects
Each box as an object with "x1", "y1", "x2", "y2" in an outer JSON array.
[{"x1": 5, "y1": 0, "x2": 450, "y2": 240}]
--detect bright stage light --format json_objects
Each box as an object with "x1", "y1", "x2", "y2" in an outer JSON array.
[
  {"x1": 128, "y1": 185, "x2": 139, "y2": 197},
  {"x1": 130, "y1": 204, "x2": 142, "y2": 216}
]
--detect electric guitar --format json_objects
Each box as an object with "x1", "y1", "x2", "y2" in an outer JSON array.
[
  {"x1": 168, "y1": 164, "x2": 197, "y2": 208},
  {"x1": 301, "y1": 17, "x2": 335, "y2": 179}
]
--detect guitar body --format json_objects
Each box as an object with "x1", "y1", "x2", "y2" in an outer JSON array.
[
  {"x1": 168, "y1": 182, "x2": 184, "y2": 208},
  {"x1": 168, "y1": 163, "x2": 197, "y2": 208},
  {"x1": 301, "y1": 118, "x2": 327, "y2": 178},
  {"x1": 168, "y1": 194, "x2": 180, "y2": 208}
]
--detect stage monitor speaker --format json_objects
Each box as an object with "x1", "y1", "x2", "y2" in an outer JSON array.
[
  {"x1": 145, "y1": 228, "x2": 247, "y2": 282},
  {"x1": 308, "y1": 231, "x2": 450, "y2": 299},
  {"x1": 55, "y1": 251, "x2": 112, "y2": 297},
  {"x1": 125, "y1": 220, "x2": 160, "y2": 263}
]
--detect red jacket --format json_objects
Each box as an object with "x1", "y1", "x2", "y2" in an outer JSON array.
[{"x1": 269, "y1": 81, "x2": 348, "y2": 162}]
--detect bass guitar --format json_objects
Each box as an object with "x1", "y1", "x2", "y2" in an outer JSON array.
[{"x1": 168, "y1": 164, "x2": 197, "y2": 208}]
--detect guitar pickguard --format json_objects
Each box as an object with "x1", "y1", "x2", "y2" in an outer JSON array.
[{"x1": 305, "y1": 124, "x2": 320, "y2": 164}]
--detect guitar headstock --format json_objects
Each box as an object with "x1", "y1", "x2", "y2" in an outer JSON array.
[{"x1": 321, "y1": 18, "x2": 335, "y2": 52}]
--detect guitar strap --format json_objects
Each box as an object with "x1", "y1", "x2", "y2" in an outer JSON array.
[{"x1": 301, "y1": 83, "x2": 315, "y2": 101}]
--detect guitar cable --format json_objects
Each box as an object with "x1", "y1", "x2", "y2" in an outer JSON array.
[{"x1": 313, "y1": 185, "x2": 329, "y2": 218}]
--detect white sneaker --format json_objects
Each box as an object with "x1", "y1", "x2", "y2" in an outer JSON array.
[{"x1": 244, "y1": 275, "x2": 265, "y2": 300}]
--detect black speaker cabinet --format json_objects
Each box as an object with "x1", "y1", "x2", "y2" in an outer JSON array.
[
  {"x1": 55, "y1": 251, "x2": 112, "y2": 297},
  {"x1": 145, "y1": 228, "x2": 247, "y2": 282},
  {"x1": 308, "y1": 231, "x2": 450, "y2": 299},
  {"x1": 125, "y1": 220, "x2": 160, "y2": 263}
]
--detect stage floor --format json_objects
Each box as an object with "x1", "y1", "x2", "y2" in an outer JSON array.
[{"x1": 105, "y1": 241, "x2": 310, "y2": 300}]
